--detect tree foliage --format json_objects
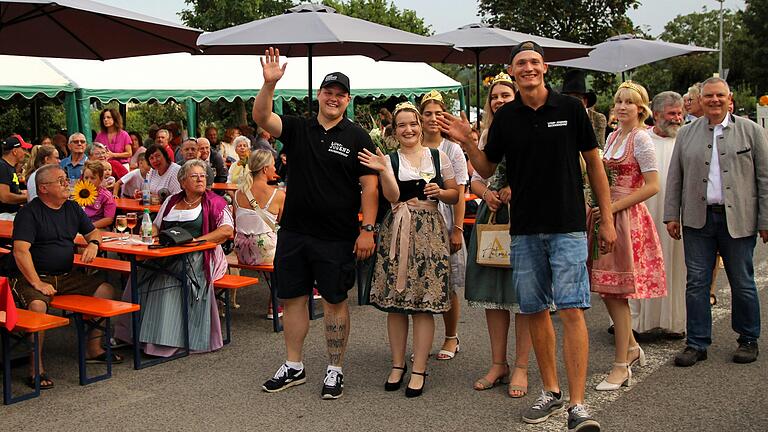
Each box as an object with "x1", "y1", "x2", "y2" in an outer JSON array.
[
  {"x1": 631, "y1": 7, "x2": 748, "y2": 103},
  {"x1": 179, "y1": 0, "x2": 294, "y2": 31},
  {"x1": 478, "y1": 0, "x2": 640, "y2": 45},
  {"x1": 738, "y1": 0, "x2": 768, "y2": 95},
  {"x1": 322, "y1": 0, "x2": 431, "y2": 35}
]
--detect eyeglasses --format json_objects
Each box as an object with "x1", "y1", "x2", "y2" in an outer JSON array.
[
  {"x1": 188, "y1": 173, "x2": 207, "y2": 181},
  {"x1": 70, "y1": 140, "x2": 86, "y2": 144},
  {"x1": 40, "y1": 177, "x2": 70, "y2": 187}
]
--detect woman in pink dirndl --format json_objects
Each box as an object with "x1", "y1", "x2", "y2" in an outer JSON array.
[{"x1": 587, "y1": 81, "x2": 667, "y2": 391}]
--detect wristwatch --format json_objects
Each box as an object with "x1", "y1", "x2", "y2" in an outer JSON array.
[
  {"x1": 362, "y1": 224, "x2": 375, "y2": 232},
  {"x1": 88, "y1": 239, "x2": 100, "y2": 247}
]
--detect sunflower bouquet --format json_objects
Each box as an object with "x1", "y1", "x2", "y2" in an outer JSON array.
[{"x1": 72, "y1": 179, "x2": 98, "y2": 207}]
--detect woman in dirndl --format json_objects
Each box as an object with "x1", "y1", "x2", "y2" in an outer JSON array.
[
  {"x1": 465, "y1": 72, "x2": 533, "y2": 398},
  {"x1": 587, "y1": 81, "x2": 667, "y2": 391},
  {"x1": 358, "y1": 102, "x2": 460, "y2": 398}
]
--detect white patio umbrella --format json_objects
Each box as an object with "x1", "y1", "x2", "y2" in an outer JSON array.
[
  {"x1": 197, "y1": 3, "x2": 457, "y2": 114},
  {"x1": 0, "y1": 0, "x2": 202, "y2": 60},
  {"x1": 550, "y1": 34, "x2": 717, "y2": 79},
  {"x1": 430, "y1": 23, "x2": 592, "y2": 119}
]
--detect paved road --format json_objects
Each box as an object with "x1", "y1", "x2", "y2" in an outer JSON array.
[{"x1": 3, "y1": 247, "x2": 768, "y2": 431}]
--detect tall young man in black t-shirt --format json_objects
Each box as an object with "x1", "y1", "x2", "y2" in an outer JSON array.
[
  {"x1": 252, "y1": 48, "x2": 378, "y2": 400},
  {"x1": 439, "y1": 42, "x2": 616, "y2": 432}
]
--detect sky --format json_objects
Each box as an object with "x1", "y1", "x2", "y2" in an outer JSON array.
[{"x1": 102, "y1": 0, "x2": 745, "y2": 36}]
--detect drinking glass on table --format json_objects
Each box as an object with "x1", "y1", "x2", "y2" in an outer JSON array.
[
  {"x1": 126, "y1": 212, "x2": 137, "y2": 239},
  {"x1": 115, "y1": 215, "x2": 128, "y2": 243}
]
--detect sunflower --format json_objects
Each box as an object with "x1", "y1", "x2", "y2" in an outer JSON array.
[{"x1": 72, "y1": 180, "x2": 97, "y2": 207}]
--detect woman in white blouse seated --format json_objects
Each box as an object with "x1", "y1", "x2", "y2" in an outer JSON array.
[
  {"x1": 116, "y1": 160, "x2": 233, "y2": 356},
  {"x1": 144, "y1": 144, "x2": 182, "y2": 198}
]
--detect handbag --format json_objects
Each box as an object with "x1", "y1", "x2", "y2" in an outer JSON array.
[
  {"x1": 475, "y1": 205, "x2": 512, "y2": 268},
  {"x1": 158, "y1": 226, "x2": 195, "y2": 246}
]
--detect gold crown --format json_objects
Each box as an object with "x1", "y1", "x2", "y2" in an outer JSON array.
[
  {"x1": 421, "y1": 89, "x2": 443, "y2": 105},
  {"x1": 491, "y1": 72, "x2": 513, "y2": 85},
  {"x1": 394, "y1": 101, "x2": 418, "y2": 116},
  {"x1": 618, "y1": 80, "x2": 645, "y2": 98}
]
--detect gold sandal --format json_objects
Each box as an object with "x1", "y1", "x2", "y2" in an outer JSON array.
[
  {"x1": 508, "y1": 363, "x2": 528, "y2": 398},
  {"x1": 473, "y1": 362, "x2": 509, "y2": 391}
]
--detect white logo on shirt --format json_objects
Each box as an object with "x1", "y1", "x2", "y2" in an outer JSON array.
[
  {"x1": 547, "y1": 120, "x2": 568, "y2": 127},
  {"x1": 328, "y1": 141, "x2": 350, "y2": 157}
]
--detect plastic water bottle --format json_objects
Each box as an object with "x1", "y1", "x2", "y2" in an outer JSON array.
[
  {"x1": 141, "y1": 209, "x2": 153, "y2": 245},
  {"x1": 141, "y1": 179, "x2": 151, "y2": 205}
]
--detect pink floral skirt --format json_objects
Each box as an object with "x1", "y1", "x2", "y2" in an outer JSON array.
[{"x1": 587, "y1": 202, "x2": 667, "y2": 299}]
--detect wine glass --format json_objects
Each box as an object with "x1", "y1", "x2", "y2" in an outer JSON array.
[
  {"x1": 115, "y1": 215, "x2": 128, "y2": 243},
  {"x1": 126, "y1": 212, "x2": 137, "y2": 241},
  {"x1": 419, "y1": 157, "x2": 435, "y2": 201}
]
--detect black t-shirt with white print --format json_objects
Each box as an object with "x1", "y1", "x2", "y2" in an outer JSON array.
[{"x1": 277, "y1": 115, "x2": 377, "y2": 241}]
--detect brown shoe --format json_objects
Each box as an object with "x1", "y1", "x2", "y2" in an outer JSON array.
[{"x1": 733, "y1": 342, "x2": 759, "y2": 364}]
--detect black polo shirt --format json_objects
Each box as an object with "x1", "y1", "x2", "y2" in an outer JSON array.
[
  {"x1": 484, "y1": 89, "x2": 597, "y2": 235},
  {"x1": 277, "y1": 115, "x2": 376, "y2": 241}
]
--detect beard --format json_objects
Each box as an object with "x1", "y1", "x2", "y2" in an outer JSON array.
[{"x1": 657, "y1": 118, "x2": 682, "y2": 138}]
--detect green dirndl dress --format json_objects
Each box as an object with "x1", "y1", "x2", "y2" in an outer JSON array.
[{"x1": 465, "y1": 156, "x2": 519, "y2": 311}]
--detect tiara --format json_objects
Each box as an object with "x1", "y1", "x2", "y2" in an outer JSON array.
[
  {"x1": 421, "y1": 89, "x2": 443, "y2": 105},
  {"x1": 491, "y1": 72, "x2": 513, "y2": 85},
  {"x1": 618, "y1": 80, "x2": 645, "y2": 98},
  {"x1": 394, "y1": 101, "x2": 418, "y2": 116}
]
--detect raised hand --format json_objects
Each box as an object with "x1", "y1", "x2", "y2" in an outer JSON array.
[
  {"x1": 358, "y1": 147, "x2": 389, "y2": 173},
  {"x1": 436, "y1": 111, "x2": 475, "y2": 151},
  {"x1": 260, "y1": 47, "x2": 287, "y2": 84}
]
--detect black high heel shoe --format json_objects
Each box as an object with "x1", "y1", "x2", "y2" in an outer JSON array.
[
  {"x1": 385, "y1": 364, "x2": 407, "y2": 391},
  {"x1": 405, "y1": 371, "x2": 428, "y2": 398}
]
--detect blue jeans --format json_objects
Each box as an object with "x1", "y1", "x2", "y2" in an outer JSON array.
[
  {"x1": 510, "y1": 232, "x2": 591, "y2": 314},
  {"x1": 682, "y1": 208, "x2": 761, "y2": 351}
]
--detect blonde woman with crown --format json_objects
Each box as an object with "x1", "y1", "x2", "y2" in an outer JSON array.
[
  {"x1": 465, "y1": 72, "x2": 533, "y2": 398},
  {"x1": 358, "y1": 102, "x2": 460, "y2": 398},
  {"x1": 419, "y1": 89, "x2": 469, "y2": 362},
  {"x1": 587, "y1": 81, "x2": 667, "y2": 391}
]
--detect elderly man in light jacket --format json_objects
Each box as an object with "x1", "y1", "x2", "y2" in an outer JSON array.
[{"x1": 665, "y1": 77, "x2": 768, "y2": 367}]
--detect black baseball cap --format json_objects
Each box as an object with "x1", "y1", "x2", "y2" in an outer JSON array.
[
  {"x1": 2, "y1": 134, "x2": 32, "y2": 151},
  {"x1": 509, "y1": 40, "x2": 545, "y2": 64},
  {"x1": 320, "y1": 72, "x2": 350, "y2": 94}
]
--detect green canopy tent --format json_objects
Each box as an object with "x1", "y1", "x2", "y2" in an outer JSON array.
[
  {"x1": 43, "y1": 53, "x2": 463, "y2": 136},
  {"x1": 0, "y1": 55, "x2": 79, "y2": 137}
]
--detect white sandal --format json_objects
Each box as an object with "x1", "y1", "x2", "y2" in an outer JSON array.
[{"x1": 436, "y1": 335, "x2": 460, "y2": 361}]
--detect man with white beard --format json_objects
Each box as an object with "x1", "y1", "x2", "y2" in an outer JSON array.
[{"x1": 630, "y1": 91, "x2": 687, "y2": 338}]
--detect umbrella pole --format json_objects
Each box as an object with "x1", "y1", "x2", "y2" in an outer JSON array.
[
  {"x1": 475, "y1": 49, "x2": 481, "y2": 124},
  {"x1": 307, "y1": 44, "x2": 314, "y2": 117}
]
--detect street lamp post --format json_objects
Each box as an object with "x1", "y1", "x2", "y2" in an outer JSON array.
[{"x1": 718, "y1": 0, "x2": 724, "y2": 77}]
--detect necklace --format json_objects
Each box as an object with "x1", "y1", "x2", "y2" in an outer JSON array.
[{"x1": 183, "y1": 195, "x2": 202, "y2": 207}]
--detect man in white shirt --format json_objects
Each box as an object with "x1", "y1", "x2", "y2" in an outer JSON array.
[{"x1": 665, "y1": 77, "x2": 768, "y2": 367}]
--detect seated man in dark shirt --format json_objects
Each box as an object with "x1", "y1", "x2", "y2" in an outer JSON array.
[
  {"x1": 12, "y1": 164, "x2": 120, "y2": 389},
  {"x1": 0, "y1": 135, "x2": 30, "y2": 216}
]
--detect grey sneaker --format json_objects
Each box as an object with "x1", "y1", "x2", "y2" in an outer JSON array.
[
  {"x1": 522, "y1": 390, "x2": 565, "y2": 424},
  {"x1": 567, "y1": 404, "x2": 601, "y2": 431}
]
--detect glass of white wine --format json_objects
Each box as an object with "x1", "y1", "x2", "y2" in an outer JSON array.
[
  {"x1": 115, "y1": 215, "x2": 128, "y2": 244},
  {"x1": 419, "y1": 169, "x2": 436, "y2": 201}
]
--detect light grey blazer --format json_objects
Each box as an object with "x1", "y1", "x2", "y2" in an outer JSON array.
[{"x1": 664, "y1": 114, "x2": 768, "y2": 238}]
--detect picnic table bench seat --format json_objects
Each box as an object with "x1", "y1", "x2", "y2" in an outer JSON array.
[
  {"x1": 2, "y1": 309, "x2": 69, "y2": 405},
  {"x1": 49, "y1": 295, "x2": 139, "y2": 386}
]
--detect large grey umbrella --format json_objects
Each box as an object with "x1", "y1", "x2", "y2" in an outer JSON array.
[
  {"x1": 0, "y1": 0, "x2": 202, "y2": 60},
  {"x1": 550, "y1": 34, "x2": 717, "y2": 78},
  {"x1": 430, "y1": 23, "x2": 593, "y2": 119},
  {"x1": 197, "y1": 3, "x2": 457, "y2": 114}
]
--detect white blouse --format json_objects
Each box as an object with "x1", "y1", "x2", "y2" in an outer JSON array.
[
  {"x1": 604, "y1": 128, "x2": 658, "y2": 173},
  {"x1": 386, "y1": 147, "x2": 455, "y2": 182}
]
